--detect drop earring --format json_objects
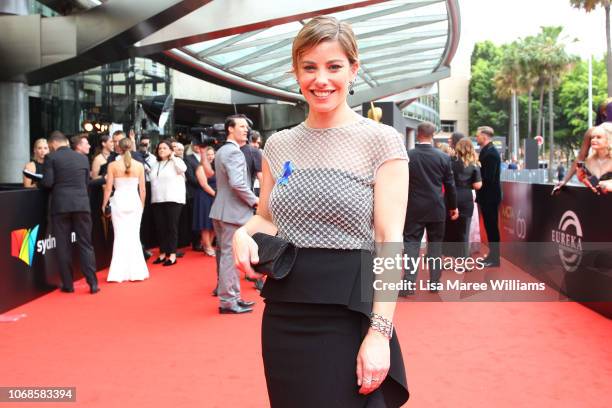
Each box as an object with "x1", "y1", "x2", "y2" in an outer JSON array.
[{"x1": 348, "y1": 80, "x2": 355, "y2": 96}]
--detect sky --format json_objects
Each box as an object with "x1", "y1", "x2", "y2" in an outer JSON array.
[{"x1": 451, "y1": 0, "x2": 608, "y2": 75}]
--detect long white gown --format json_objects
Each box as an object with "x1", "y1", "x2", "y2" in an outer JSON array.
[{"x1": 107, "y1": 177, "x2": 149, "y2": 282}]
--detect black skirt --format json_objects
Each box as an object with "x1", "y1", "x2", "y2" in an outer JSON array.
[{"x1": 260, "y1": 249, "x2": 409, "y2": 408}]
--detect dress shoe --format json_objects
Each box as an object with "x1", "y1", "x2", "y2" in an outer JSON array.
[
  {"x1": 192, "y1": 245, "x2": 204, "y2": 252},
  {"x1": 60, "y1": 287, "x2": 74, "y2": 293},
  {"x1": 254, "y1": 279, "x2": 264, "y2": 291},
  {"x1": 482, "y1": 259, "x2": 500, "y2": 268},
  {"x1": 90, "y1": 285, "x2": 100, "y2": 294},
  {"x1": 163, "y1": 259, "x2": 177, "y2": 267},
  {"x1": 143, "y1": 250, "x2": 153, "y2": 261},
  {"x1": 152, "y1": 257, "x2": 165, "y2": 264},
  {"x1": 237, "y1": 299, "x2": 255, "y2": 308},
  {"x1": 176, "y1": 251, "x2": 185, "y2": 258},
  {"x1": 398, "y1": 289, "x2": 415, "y2": 297},
  {"x1": 219, "y1": 304, "x2": 253, "y2": 314}
]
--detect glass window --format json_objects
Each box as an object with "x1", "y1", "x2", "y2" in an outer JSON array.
[{"x1": 441, "y1": 120, "x2": 456, "y2": 133}]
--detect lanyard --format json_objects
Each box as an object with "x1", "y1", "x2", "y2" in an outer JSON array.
[{"x1": 157, "y1": 160, "x2": 170, "y2": 177}]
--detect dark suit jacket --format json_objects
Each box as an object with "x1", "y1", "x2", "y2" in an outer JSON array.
[
  {"x1": 406, "y1": 143, "x2": 457, "y2": 223},
  {"x1": 40, "y1": 146, "x2": 91, "y2": 215},
  {"x1": 184, "y1": 153, "x2": 200, "y2": 198},
  {"x1": 240, "y1": 144, "x2": 262, "y2": 190},
  {"x1": 475, "y1": 142, "x2": 502, "y2": 205}
]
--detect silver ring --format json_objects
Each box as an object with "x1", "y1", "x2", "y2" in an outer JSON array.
[
  {"x1": 371, "y1": 378, "x2": 380, "y2": 382},
  {"x1": 364, "y1": 378, "x2": 372, "y2": 383}
]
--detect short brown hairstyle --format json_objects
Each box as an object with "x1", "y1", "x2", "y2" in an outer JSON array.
[
  {"x1": 154, "y1": 139, "x2": 173, "y2": 162},
  {"x1": 292, "y1": 16, "x2": 358, "y2": 70},
  {"x1": 477, "y1": 126, "x2": 494, "y2": 138},
  {"x1": 417, "y1": 122, "x2": 436, "y2": 138},
  {"x1": 70, "y1": 133, "x2": 88, "y2": 149},
  {"x1": 48, "y1": 130, "x2": 67, "y2": 144}
]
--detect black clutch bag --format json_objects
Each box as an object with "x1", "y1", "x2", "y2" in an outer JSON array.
[
  {"x1": 251, "y1": 233, "x2": 297, "y2": 280},
  {"x1": 104, "y1": 204, "x2": 111, "y2": 217}
]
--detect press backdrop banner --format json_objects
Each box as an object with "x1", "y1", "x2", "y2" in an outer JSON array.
[
  {"x1": 500, "y1": 182, "x2": 612, "y2": 318},
  {"x1": 0, "y1": 187, "x2": 113, "y2": 313}
]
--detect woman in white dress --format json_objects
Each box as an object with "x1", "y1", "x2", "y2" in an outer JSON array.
[{"x1": 102, "y1": 137, "x2": 149, "y2": 282}]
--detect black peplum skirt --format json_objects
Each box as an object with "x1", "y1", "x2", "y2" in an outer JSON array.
[{"x1": 261, "y1": 248, "x2": 409, "y2": 408}]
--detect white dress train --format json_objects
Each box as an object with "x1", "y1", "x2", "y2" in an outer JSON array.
[{"x1": 107, "y1": 177, "x2": 149, "y2": 282}]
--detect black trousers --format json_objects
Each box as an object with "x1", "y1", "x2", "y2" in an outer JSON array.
[
  {"x1": 153, "y1": 202, "x2": 184, "y2": 255},
  {"x1": 51, "y1": 211, "x2": 98, "y2": 290},
  {"x1": 460, "y1": 216, "x2": 472, "y2": 257},
  {"x1": 403, "y1": 221, "x2": 445, "y2": 283},
  {"x1": 479, "y1": 203, "x2": 500, "y2": 262}
]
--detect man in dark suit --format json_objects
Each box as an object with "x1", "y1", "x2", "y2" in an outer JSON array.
[
  {"x1": 40, "y1": 131, "x2": 99, "y2": 294},
  {"x1": 402, "y1": 122, "x2": 458, "y2": 294},
  {"x1": 475, "y1": 126, "x2": 502, "y2": 267},
  {"x1": 240, "y1": 132, "x2": 262, "y2": 194}
]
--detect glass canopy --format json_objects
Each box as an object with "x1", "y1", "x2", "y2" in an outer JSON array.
[{"x1": 178, "y1": 0, "x2": 452, "y2": 101}]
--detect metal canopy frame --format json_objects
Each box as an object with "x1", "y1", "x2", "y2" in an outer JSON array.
[
  {"x1": 12, "y1": 0, "x2": 460, "y2": 107},
  {"x1": 166, "y1": 0, "x2": 459, "y2": 105}
]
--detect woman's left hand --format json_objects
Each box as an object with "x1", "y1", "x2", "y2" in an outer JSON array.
[{"x1": 356, "y1": 330, "x2": 390, "y2": 395}]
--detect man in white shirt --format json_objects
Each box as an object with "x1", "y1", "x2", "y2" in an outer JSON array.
[{"x1": 210, "y1": 115, "x2": 259, "y2": 314}]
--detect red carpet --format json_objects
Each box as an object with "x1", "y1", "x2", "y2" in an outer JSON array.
[{"x1": 1, "y1": 249, "x2": 611, "y2": 407}]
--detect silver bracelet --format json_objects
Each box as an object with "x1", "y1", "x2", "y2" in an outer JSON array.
[{"x1": 369, "y1": 312, "x2": 393, "y2": 339}]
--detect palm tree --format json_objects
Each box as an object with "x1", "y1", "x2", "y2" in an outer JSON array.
[
  {"x1": 536, "y1": 27, "x2": 575, "y2": 180},
  {"x1": 519, "y1": 36, "x2": 544, "y2": 138},
  {"x1": 495, "y1": 42, "x2": 524, "y2": 159},
  {"x1": 570, "y1": 0, "x2": 612, "y2": 96}
]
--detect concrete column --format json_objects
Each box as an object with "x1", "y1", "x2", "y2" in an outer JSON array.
[{"x1": 0, "y1": 82, "x2": 30, "y2": 183}]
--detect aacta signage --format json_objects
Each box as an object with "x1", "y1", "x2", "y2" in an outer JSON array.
[
  {"x1": 11, "y1": 226, "x2": 76, "y2": 266},
  {"x1": 10, "y1": 225, "x2": 40, "y2": 266}
]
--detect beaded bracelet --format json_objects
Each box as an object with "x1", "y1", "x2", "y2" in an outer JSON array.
[{"x1": 369, "y1": 312, "x2": 393, "y2": 339}]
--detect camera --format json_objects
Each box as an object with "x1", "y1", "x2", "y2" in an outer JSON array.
[{"x1": 191, "y1": 124, "x2": 226, "y2": 147}]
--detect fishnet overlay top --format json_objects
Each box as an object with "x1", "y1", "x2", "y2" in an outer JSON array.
[{"x1": 263, "y1": 118, "x2": 408, "y2": 250}]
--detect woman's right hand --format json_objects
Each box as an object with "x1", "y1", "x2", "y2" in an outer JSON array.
[{"x1": 233, "y1": 227, "x2": 264, "y2": 280}]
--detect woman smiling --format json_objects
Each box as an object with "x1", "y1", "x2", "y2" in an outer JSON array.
[{"x1": 233, "y1": 16, "x2": 409, "y2": 407}]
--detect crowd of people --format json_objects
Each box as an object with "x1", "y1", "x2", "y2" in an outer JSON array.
[{"x1": 24, "y1": 122, "x2": 263, "y2": 298}]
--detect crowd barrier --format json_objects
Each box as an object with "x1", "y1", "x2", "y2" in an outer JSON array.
[
  {"x1": 0, "y1": 184, "x2": 192, "y2": 313},
  {"x1": 2, "y1": 182, "x2": 610, "y2": 317},
  {"x1": 500, "y1": 181, "x2": 612, "y2": 318}
]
